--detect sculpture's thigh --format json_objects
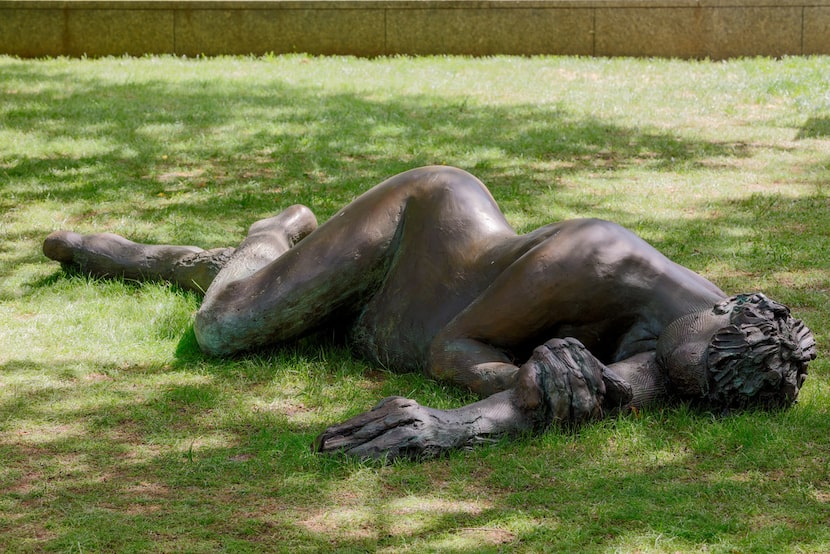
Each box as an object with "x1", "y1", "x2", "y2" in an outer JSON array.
[
  {"x1": 195, "y1": 165, "x2": 513, "y2": 358},
  {"x1": 194, "y1": 204, "x2": 402, "y2": 357}
]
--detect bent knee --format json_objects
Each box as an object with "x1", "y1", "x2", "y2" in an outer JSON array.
[
  {"x1": 193, "y1": 279, "x2": 288, "y2": 357},
  {"x1": 193, "y1": 300, "x2": 248, "y2": 357},
  {"x1": 247, "y1": 205, "x2": 318, "y2": 246},
  {"x1": 193, "y1": 305, "x2": 228, "y2": 356},
  {"x1": 563, "y1": 218, "x2": 631, "y2": 246},
  {"x1": 43, "y1": 230, "x2": 83, "y2": 263}
]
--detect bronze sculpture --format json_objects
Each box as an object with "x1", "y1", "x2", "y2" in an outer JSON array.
[{"x1": 43, "y1": 166, "x2": 816, "y2": 460}]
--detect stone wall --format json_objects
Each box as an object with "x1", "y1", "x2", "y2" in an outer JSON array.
[{"x1": 2, "y1": 0, "x2": 829, "y2": 59}]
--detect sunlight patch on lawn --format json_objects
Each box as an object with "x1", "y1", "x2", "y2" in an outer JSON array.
[
  {"x1": 605, "y1": 530, "x2": 698, "y2": 553},
  {"x1": 173, "y1": 433, "x2": 236, "y2": 457},
  {"x1": 0, "y1": 362, "x2": 76, "y2": 386},
  {"x1": 250, "y1": 396, "x2": 318, "y2": 427},
  {"x1": 137, "y1": 121, "x2": 186, "y2": 141},
  {"x1": 299, "y1": 493, "x2": 496, "y2": 543},
  {"x1": 0, "y1": 129, "x2": 114, "y2": 160},
  {"x1": 386, "y1": 495, "x2": 490, "y2": 515},
  {"x1": 299, "y1": 506, "x2": 376, "y2": 540},
  {"x1": 408, "y1": 527, "x2": 518, "y2": 551},
  {"x1": 4, "y1": 421, "x2": 86, "y2": 446},
  {"x1": 812, "y1": 488, "x2": 830, "y2": 504}
]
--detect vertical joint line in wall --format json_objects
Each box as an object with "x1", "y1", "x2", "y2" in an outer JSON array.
[
  {"x1": 800, "y1": 6, "x2": 805, "y2": 55},
  {"x1": 62, "y1": 5, "x2": 71, "y2": 56},
  {"x1": 383, "y1": 8, "x2": 388, "y2": 55},
  {"x1": 172, "y1": 10, "x2": 177, "y2": 55},
  {"x1": 591, "y1": 8, "x2": 596, "y2": 56}
]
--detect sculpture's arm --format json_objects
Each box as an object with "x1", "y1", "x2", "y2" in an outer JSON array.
[
  {"x1": 315, "y1": 338, "x2": 639, "y2": 461},
  {"x1": 312, "y1": 390, "x2": 532, "y2": 460},
  {"x1": 427, "y1": 336, "x2": 523, "y2": 398},
  {"x1": 604, "y1": 351, "x2": 667, "y2": 408}
]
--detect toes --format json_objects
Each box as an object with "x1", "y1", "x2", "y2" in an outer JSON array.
[{"x1": 345, "y1": 425, "x2": 435, "y2": 461}]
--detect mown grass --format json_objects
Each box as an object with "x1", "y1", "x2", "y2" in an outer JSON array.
[{"x1": 1, "y1": 54, "x2": 829, "y2": 552}]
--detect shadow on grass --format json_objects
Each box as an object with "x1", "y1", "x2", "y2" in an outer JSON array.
[
  {"x1": 3, "y1": 60, "x2": 829, "y2": 551},
  {"x1": 1, "y1": 61, "x2": 755, "y2": 237},
  {"x1": 798, "y1": 116, "x2": 830, "y2": 139},
  {"x1": 2, "y1": 356, "x2": 829, "y2": 552},
  {"x1": 5, "y1": 59, "x2": 825, "y2": 299}
]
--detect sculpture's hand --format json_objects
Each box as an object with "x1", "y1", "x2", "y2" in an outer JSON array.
[
  {"x1": 525, "y1": 338, "x2": 633, "y2": 427},
  {"x1": 314, "y1": 396, "x2": 478, "y2": 461}
]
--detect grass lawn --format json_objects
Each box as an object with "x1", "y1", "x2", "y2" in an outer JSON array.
[{"x1": 1, "y1": 54, "x2": 829, "y2": 553}]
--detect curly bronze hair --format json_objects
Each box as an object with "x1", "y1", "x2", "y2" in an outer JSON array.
[{"x1": 705, "y1": 293, "x2": 816, "y2": 409}]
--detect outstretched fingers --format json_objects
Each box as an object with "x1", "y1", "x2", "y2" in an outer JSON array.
[
  {"x1": 314, "y1": 396, "x2": 471, "y2": 461},
  {"x1": 315, "y1": 397, "x2": 418, "y2": 452}
]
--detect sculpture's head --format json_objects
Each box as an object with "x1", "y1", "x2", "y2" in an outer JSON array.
[{"x1": 657, "y1": 293, "x2": 816, "y2": 410}]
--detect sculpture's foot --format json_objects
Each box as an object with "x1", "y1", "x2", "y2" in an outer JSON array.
[
  {"x1": 42, "y1": 229, "x2": 229, "y2": 293},
  {"x1": 245, "y1": 205, "x2": 318, "y2": 253},
  {"x1": 43, "y1": 230, "x2": 84, "y2": 265},
  {"x1": 314, "y1": 396, "x2": 473, "y2": 461},
  {"x1": 271, "y1": 204, "x2": 318, "y2": 246}
]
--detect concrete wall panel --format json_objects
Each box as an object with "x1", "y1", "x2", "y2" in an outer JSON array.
[
  {"x1": 0, "y1": 8, "x2": 65, "y2": 57},
  {"x1": 596, "y1": 6, "x2": 802, "y2": 59},
  {"x1": 804, "y1": 7, "x2": 830, "y2": 54},
  {"x1": 66, "y1": 9, "x2": 175, "y2": 56},
  {"x1": 174, "y1": 8, "x2": 386, "y2": 56},
  {"x1": 706, "y1": 7, "x2": 801, "y2": 58},
  {"x1": 1, "y1": 1, "x2": 829, "y2": 59},
  {"x1": 386, "y1": 7, "x2": 593, "y2": 55}
]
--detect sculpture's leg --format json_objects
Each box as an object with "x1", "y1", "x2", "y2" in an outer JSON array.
[
  {"x1": 198, "y1": 205, "x2": 318, "y2": 293},
  {"x1": 193, "y1": 193, "x2": 406, "y2": 356},
  {"x1": 192, "y1": 165, "x2": 511, "y2": 357},
  {"x1": 315, "y1": 337, "x2": 630, "y2": 461},
  {"x1": 42, "y1": 205, "x2": 316, "y2": 294},
  {"x1": 43, "y1": 230, "x2": 232, "y2": 293}
]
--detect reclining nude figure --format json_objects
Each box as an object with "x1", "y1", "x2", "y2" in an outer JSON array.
[{"x1": 43, "y1": 166, "x2": 816, "y2": 460}]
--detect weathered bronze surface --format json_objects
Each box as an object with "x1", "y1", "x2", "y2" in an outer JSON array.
[{"x1": 43, "y1": 166, "x2": 816, "y2": 460}]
